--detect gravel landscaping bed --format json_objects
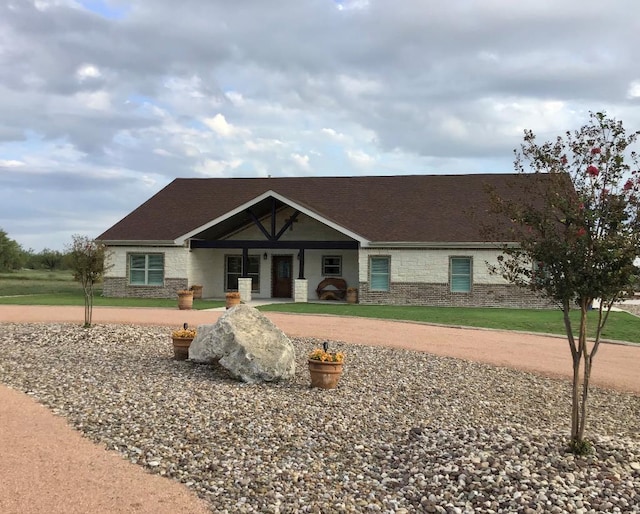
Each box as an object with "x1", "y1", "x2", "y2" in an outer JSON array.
[{"x1": 1, "y1": 323, "x2": 639, "y2": 513}]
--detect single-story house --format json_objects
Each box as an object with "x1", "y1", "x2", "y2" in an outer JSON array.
[{"x1": 97, "y1": 174, "x2": 548, "y2": 308}]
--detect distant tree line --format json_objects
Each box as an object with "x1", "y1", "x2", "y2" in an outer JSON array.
[{"x1": 0, "y1": 228, "x2": 72, "y2": 272}]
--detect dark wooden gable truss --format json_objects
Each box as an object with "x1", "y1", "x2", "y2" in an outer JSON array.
[{"x1": 189, "y1": 197, "x2": 358, "y2": 279}]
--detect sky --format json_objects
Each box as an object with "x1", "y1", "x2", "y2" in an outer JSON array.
[{"x1": 1, "y1": 0, "x2": 640, "y2": 251}]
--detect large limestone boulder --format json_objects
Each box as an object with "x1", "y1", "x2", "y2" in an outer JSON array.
[{"x1": 189, "y1": 304, "x2": 296, "y2": 383}]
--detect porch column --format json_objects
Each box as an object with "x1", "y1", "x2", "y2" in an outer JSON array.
[
  {"x1": 297, "y1": 249, "x2": 305, "y2": 279},
  {"x1": 238, "y1": 277, "x2": 252, "y2": 303},
  {"x1": 293, "y1": 279, "x2": 308, "y2": 303}
]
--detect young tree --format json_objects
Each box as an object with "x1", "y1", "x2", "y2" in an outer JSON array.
[
  {"x1": 66, "y1": 235, "x2": 111, "y2": 327},
  {"x1": 487, "y1": 112, "x2": 640, "y2": 453}
]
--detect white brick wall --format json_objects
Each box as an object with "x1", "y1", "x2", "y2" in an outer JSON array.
[
  {"x1": 105, "y1": 245, "x2": 189, "y2": 279},
  {"x1": 106, "y1": 244, "x2": 508, "y2": 299},
  {"x1": 359, "y1": 247, "x2": 509, "y2": 284}
]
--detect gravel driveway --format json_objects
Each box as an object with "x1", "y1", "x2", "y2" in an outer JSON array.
[{"x1": 0, "y1": 306, "x2": 638, "y2": 513}]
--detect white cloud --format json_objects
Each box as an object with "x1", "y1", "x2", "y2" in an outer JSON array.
[
  {"x1": 0, "y1": 159, "x2": 25, "y2": 167},
  {"x1": 321, "y1": 128, "x2": 347, "y2": 141},
  {"x1": 75, "y1": 64, "x2": 101, "y2": 81},
  {"x1": 225, "y1": 91, "x2": 245, "y2": 106},
  {"x1": 627, "y1": 80, "x2": 640, "y2": 99},
  {"x1": 337, "y1": 74, "x2": 382, "y2": 96},
  {"x1": 163, "y1": 75, "x2": 206, "y2": 99},
  {"x1": 346, "y1": 149, "x2": 374, "y2": 168},
  {"x1": 202, "y1": 113, "x2": 249, "y2": 138},
  {"x1": 194, "y1": 158, "x2": 243, "y2": 176},
  {"x1": 74, "y1": 90, "x2": 111, "y2": 110},
  {"x1": 245, "y1": 138, "x2": 285, "y2": 152},
  {"x1": 291, "y1": 153, "x2": 310, "y2": 169}
]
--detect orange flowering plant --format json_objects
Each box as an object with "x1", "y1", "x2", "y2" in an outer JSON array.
[
  {"x1": 309, "y1": 348, "x2": 345, "y2": 363},
  {"x1": 171, "y1": 324, "x2": 196, "y2": 339}
]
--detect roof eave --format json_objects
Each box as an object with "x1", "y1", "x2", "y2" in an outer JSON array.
[
  {"x1": 99, "y1": 240, "x2": 183, "y2": 247},
  {"x1": 363, "y1": 241, "x2": 518, "y2": 249}
]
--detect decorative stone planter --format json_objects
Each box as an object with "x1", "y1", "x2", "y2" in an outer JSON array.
[
  {"x1": 308, "y1": 359, "x2": 344, "y2": 389},
  {"x1": 171, "y1": 336, "x2": 194, "y2": 360},
  {"x1": 225, "y1": 291, "x2": 241, "y2": 309},
  {"x1": 346, "y1": 287, "x2": 358, "y2": 304},
  {"x1": 177, "y1": 290, "x2": 194, "y2": 310}
]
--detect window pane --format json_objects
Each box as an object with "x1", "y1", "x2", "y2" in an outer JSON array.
[
  {"x1": 247, "y1": 256, "x2": 260, "y2": 274},
  {"x1": 323, "y1": 256, "x2": 342, "y2": 276},
  {"x1": 370, "y1": 257, "x2": 389, "y2": 291},
  {"x1": 227, "y1": 274, "x2": 240, "y2": 290},
  {"x1": 227, "y1": 256, "x2": 241, "y2": 273},
  {"x1": 451, "y1": 276, "x2": 470, "y2": 292},
  {"x1": 249, "y1": 273, "x2": 260, "y2": 292},
  {"x1": 451, "y1": 257, "x2": 471, "y2": 292},
  {"x1": 451, "y1": 258, "x2": 470, "y2": 275},
  {"x1": 130, "y1": 269, "x2": 146, "y2": 284},
  {"x1": 148, "y1": 254, "x2": 163, "y2": 268},
  {"x1": 371, "y1": 258, "x2": 389, "y2": 274},
  {"x1": 148, "y1": 270, "x2": 164, "y2": 285},
  {"x1": 370, "y1": 274, "x2": 388, "y2": 290},
  {"x1": 130, "y1": 255, "x2": 146, "y2": 269}
]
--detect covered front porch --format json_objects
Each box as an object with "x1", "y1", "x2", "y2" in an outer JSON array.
[{"x1": 183, "y1": 193, "x2": 363, "y2": 302}]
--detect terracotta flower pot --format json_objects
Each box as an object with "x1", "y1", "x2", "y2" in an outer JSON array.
[
  {"x1": 225, "y1": 291, "x2": 241, "y2": 309},
  {"x1": 172, "y1": 337, "x2": 193, "y2": 360},
  {"x1": 308, "y1": 359, "x2": 344, "y2": 389},
  {"x1": 190, "y1": 285, "x2": 203, "y2": 299},
  {"x1": 177, "y1": 290, "x2": 194, "y2": 310}
]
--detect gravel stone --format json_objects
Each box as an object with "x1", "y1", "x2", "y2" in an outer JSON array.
[{"x1": 0, "y1": 323, "x2": 638, "y2": 513}]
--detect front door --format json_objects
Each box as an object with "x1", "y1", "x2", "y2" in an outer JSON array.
[{"x1": 272, "y1": 255, "x2": 293, "y2": 298}]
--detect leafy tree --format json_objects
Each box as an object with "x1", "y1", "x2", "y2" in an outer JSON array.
[
  {"x1": 38, "y1": 248, "x2": 65, "y2": 271},
  {"x1": 0, "y1": 229, "x2": 25, "y2": 271},
  {"x1": 487, "y1": 112, "x2": 640, "y2": 453},
  {"x1": 66, "y1": 235, "x2": 112, "y2": 327}
]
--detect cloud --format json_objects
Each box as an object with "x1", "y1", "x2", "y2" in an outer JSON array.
[
  {"x1": 1, "y1": 0, "x2": 640, "y2": 249},
  {"x1": 290, "y1": 152, "x2": 310, "y2": 170},
  {"x1": 202, "y1": 113, "x2": 248, "y2": 138}
]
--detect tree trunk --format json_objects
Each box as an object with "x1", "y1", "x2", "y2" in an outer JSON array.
[
  {"x1": 82, "y1": 279, "x2": 94, "y2": 327},
  {"x1": 571, "y1": 303, "x2": 589, "y2": 445},
  {"x1": 571, "y1": 354, "x2": 581, "y2": 442},
  {"x1": 578, "y1": 354, "x2": 593, "y2": 441}
]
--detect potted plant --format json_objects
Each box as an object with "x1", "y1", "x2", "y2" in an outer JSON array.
[
  {"x1": 225, "y1": 291, "x2": 241, "y2": 309},
  {"x1": 190, "y1": 284, "x2": 203, "y2": 299},
  {"x1": 308, "y1": 343, "x2": 345, "y2": 389},
  {"x1": 171, "y1": 323, "x2": 196, "y2": 360},
  {"x1": 177, "y1": 289, "x2": 194, "y2": 310}
]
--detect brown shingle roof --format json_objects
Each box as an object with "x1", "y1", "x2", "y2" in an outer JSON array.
[{"x1": 97, "y1": 174, "x2": 541, "y2": 243}]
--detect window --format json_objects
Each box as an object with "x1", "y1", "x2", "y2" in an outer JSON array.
[
  {"x1": 226, "y1": 255, "x2": 260, "y2": 292},
  {"x1": 129, "y1": 253, "x2": 164, "y2": 286},
  {"x1": 370, "y1": 256, "x2": 390, "y2": 291},
  {"x1": 450, "y1": 257, "x2": 472, "y2": 293},
  {"x1": 322, "y1": 256, "x2": 342, "y2": 276}
]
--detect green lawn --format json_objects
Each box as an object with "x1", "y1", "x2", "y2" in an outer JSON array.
[
  {"x1": 257, "y1": 303, "x2": 640, "y2": 344},
  {"x1": 2, "y1": 269, "x2": 638, "y2": 343},
  {"x1": 0, "y1": 269, "x2": 83, "y2": 295},
  {"x1": 0, "y1": 270, "x2": 225, "y2": 310}
]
